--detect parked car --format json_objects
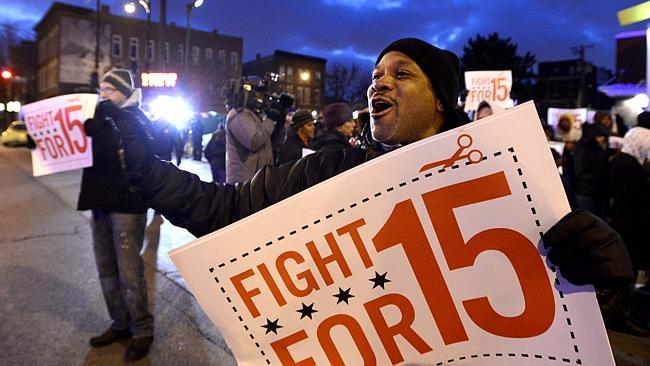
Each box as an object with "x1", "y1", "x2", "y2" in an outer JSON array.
[{"x1": 1, "y1": 121, "x2": 29, "y2": 147}]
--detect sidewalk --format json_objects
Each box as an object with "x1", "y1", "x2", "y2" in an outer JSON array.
[{"x1": 0, "y1": 147, "x2": 235, "y2": 366}]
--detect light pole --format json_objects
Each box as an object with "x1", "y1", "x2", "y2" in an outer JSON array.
[
  {"x1": 2, "y1": 70, "x2": 12, "y2": 127},
  {"x1": 125, "y1": 0, "x2": 152, "y2": 72},
  {"x1": 184, "y1": 0, "x2": 203, "y2": 86},
  {"x1": 92, "y1": 0, "x2": 100, "y2": 88}
]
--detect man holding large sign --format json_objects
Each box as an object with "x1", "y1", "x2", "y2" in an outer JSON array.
[
  {"x1": 105, "y1": 38, "x2": 632, "y2": 364},
  {"x1": 77, "y1": 69, "x2": 156, "y2": 363}
]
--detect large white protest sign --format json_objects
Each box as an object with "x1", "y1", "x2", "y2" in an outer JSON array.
[
  {"x1": 170, "y1": 102, "x2": 613, "y2": 365},
  {"x1": 547, "y1": 108, "x2": 587, "y2": 143},
  {"x1": 22, "y1": 94, "x2": 97, "y2": 176},
  {"x1": 464, "y1": 70, "x2": 515, "y2": 112}
]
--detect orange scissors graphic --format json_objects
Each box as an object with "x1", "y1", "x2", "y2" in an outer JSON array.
[{"x1": 419, "y1": 133, "x2": 484, "y2": 172}]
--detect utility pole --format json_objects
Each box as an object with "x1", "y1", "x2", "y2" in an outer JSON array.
[
  {"x1": 159, "y1": 0, "x2": 166, "y2": 71},
  {"x1": 92, "y1": 0, "x2": 100, "y2": 88},
  {"x1": 570, "y1": 44, "x2": 594, "y2": 107}
]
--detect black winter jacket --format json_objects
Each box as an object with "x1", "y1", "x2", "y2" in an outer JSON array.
[
  {"x1": 609, "y1": 152, "x2": 650, "y2": 270},
  {"x1": 76, "y1": 104, "x2": 150, "y2": 214},
  {"x1": 275, "y1": 128, "x2": 310, "y2": 166},
  {"x1": 133, "y1": 148, "x2": 370, "y2": 238},
  {"x1": 311, "y1": 129, "x2": 351, "y2": 152},
  {"x1": 113, "y1": 113, "x2": 634, "y2": 289}
]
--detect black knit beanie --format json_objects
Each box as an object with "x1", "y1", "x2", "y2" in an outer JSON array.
[
  {"x1": 291, "y1": 109, "x2": 314, "y2": 129},
  {"x1": 375, "y1": 38, "x2": 468, "y2": 130}
]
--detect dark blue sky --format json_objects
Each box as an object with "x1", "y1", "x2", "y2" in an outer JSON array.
[{"x1": 3, "y1": 0, "x2": 644, "y2": 71}]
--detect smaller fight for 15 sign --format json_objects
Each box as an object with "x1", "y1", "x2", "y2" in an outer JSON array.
[
  {"x1": 171, "y1": 102, "x2": 615, "y2": 365},
  {"x1": 21, "y1": 94, "x2": 97, "y2": 177},
  {"x1": 464, "y1": 70, "x2": 515, "y2": 112}
]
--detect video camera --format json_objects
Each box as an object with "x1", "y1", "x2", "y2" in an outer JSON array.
[{"x1": 221, "y1": 72, "x2": 294, "y2": 121}]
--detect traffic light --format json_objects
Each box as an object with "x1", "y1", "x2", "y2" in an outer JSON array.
[{"x1": 1, "y1": 69, "x2": 12, "y2": 80}]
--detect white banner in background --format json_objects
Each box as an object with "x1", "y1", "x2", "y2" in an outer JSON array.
[
  {"x1": 22, "y1": 93, "x2": 98, "y2": 176},
  {"x1": 464, "y1": 70, "x2": 515, "y2": 112},
  {"x1": 547, "y1": 108, "x2": 587, "y2": 143},
  {"x1": 170, "y1": 102, "x2": 614, "y2": 366}
]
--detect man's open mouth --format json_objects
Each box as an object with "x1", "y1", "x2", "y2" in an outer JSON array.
[{"x1": 371, "y1": 98, "x2": 394, "y2": 116}]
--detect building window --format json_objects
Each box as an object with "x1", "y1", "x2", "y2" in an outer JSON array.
[
  {"x1": 230, "y1": 51, "x2": 238, "y2": 70},
  {"x1": 296, "y1": 86, "x2": 303, "y2": 105},
  {"x1": 286, "y1": 84, "x2": 293, "y2": 95},
  {"x1": 314, "y1": 88, "x2": 320, "y2": 104},
  {"x1": 129, "y1": 37, "x2": 138, "y2": 61},
  {"x1": 304, "y1": 87, "x2": 310, "y2": 105},
  {"x1": 146, "y1": 40, "x2": 155, "y2": 62},
  {"x1": 112, "y1": 35, "x2": 122, "y2": 58},
  {"x1": 287, "y1": 66, "x2": 294, "y2": 80},
  {"x1": 192, "y1": 46, "x2": 200, "y2": 65},
  {"x1": 315, "y1": 71, "x2": 322, "y2": 82},
  {"x1": 178, "y1": 44, "x2": 184, "y2": 64},
  {"x1": 163, "y1": 42, "x2": 170, "y2": 62},
  {"x1": 279, "y1": 65, "x2": 286, "y2": 80},
  {"x1": 218, "y1": 50, "x2": 226, "y2": 69},
  {"x1": 205, "y1": 48, "x2": 213, "y2": 62}
]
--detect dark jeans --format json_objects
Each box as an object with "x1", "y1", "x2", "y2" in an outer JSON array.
[{"x1": 91, "y1": 209, "x2": 153, "y2": 337}]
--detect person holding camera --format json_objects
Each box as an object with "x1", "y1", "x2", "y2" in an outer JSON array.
[
  {"x1": 225, "y1": 103, "x2": 275, "y2": 184},
  {"x1": 223, "y1": 76, "x2": 291, "y2": 183}
]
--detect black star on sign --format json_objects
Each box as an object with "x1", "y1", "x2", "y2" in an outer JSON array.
[
  {"x1": 261, "y1": 318, "x2": 282, "y2": 334},
  {"x1": 369, "y1": 271, "x2": 391, "y2": 289},
  {"x1": 334, "y1": 287, "x2": 355, "y2": 304},
  {"x1": 297, "y1": 303, "x2": 318, "y2": 319}
]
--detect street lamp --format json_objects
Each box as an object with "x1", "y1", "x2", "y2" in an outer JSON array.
[
  {"x1": 1, "y1": 69, "x2": 13, "y2": 127},
  {"x1": 184, "y1": 0, "x2": 204, "y2": 85},
  {"x1": 125, "y1": 0, "x2": 152, "y2": 72}
]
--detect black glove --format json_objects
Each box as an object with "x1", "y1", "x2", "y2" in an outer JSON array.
[
  {"x1": 97, "y1": 99, "x2": 126, "y2": 120},
  {"x1": 543, "y1": 209, "x2": 634, "y2": 290},
  {"x1": 98, "y1": 101, "x2": 156, "y2": 181}
]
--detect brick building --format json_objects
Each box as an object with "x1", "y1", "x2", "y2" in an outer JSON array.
[
  {"x1": 34, "y1": 2, "x2": 242, "y2": 113},
  {"x1": 597, "y1": 29, "x2": 648, "y2": 126},
  {"x1": 537, "y1": 59, "x2": 613, "y2": 111},
  {"x1": 243, "y1": 50, "x2": 327, "y2": 111}
]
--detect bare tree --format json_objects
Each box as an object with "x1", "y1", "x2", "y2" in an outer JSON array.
[
  {"x1": 325, "y1": 62, "x2": 370, "y2": 105},
  {"x1": 0, "y1": 21, "x2": 27, "y2": 66}
]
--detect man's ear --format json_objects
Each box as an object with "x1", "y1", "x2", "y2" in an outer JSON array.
[{"x1": 435, "y1": 98, "x2": 445, "y2": 113}]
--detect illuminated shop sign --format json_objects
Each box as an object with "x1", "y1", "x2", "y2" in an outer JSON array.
[{"x1": 141, "y1": 72, "x2": 178, "y2": 87}]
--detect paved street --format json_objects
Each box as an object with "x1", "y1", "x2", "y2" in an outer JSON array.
[
  {"x1": 0, "y1": 145, "x2": 235, "y2": 366},
  {"x1": 1, "y1": 144, "x2": 650, "y2": 365}
]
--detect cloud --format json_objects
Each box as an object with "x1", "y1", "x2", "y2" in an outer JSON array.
[
  {"x1": 0, "y1": 4, "x2": 43, "y2": 24},
  {"x1": 297, "y1": 45, "x2": 376, "y2": 65},
  {"x1": 322, "y1": 0, "x2": 405, "y2": 10},
  {"x1": 582, "y1": 29, "x2": 603, "y2": 44}
]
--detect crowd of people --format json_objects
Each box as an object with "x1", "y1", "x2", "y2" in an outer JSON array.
[{"x1": 78, "y1": 36, "x2": 647, "y2": 362}]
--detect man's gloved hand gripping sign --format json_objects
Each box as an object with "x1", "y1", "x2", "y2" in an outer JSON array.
[{"x1": 170, "y1": 102, "x2": 614, "y2": 365}]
